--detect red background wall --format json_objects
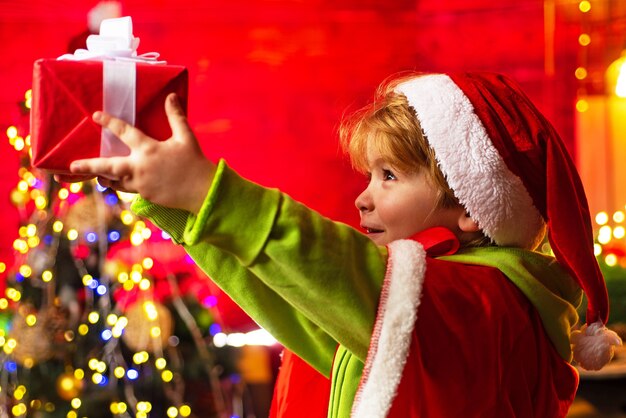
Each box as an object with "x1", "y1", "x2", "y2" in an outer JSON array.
[{"x1": 1, "y1": 0, "x2": 623, "y2": 275}]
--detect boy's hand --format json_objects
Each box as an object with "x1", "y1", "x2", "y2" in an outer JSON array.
[{"x1": 63, "y1": 93, "x2": 215, "y2": 214}]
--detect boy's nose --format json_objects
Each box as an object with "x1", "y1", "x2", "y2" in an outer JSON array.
[{"x1": 355, "y1": 189, "x2": 372, "y2": 213}]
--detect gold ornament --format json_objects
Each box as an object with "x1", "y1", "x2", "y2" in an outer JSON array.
[
  {"x1": 9, "y1": 305, "x2": 70, "y2": 366},
  {"x1": 9, "y1": 307, "x2": 52, "y2": 367},
  {"x1": 56, "y1": 371, "x2": 84, "y2": 400},
  {"x1": 122, "y1": 301, "x2": 173, "y2": 353},
  {"x1": 65, "y1": 194, "x2": 113, "y2": 233}
]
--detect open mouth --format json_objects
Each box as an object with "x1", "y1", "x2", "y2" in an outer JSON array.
[{"x1": 364, "y1": 227, "x2": 384, "y2": 234}]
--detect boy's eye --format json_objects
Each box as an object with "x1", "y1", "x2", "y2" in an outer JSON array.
[{"x1": 383, "y1": 169, "x2": 396, "y2": 181}]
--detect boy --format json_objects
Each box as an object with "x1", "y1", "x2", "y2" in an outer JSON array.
[{"x1": 64, "y1": 72, "x2": 621, "y2": 417}]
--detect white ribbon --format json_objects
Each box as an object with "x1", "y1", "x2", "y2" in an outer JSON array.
[{"x1": 57, "y1": 16, "x2": 166, "y2": 157}]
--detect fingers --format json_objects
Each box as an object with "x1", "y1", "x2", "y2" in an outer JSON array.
[
  {"x1": 54, "y1": 174, "x2": 95, "y2": 183},
  {"x1": 92, "y1": 112, "x2": 144, "y2": 148},
  {"x1": 165, "y1": 93, "x2": 194, "y2": 142},
  {"x1": 70, "y1": 156, "x2": 130, "y2": 181}
]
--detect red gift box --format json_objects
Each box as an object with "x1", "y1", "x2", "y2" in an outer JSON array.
[{"x1": 31, "y1": 58, "x2": 188, "y2": 173}]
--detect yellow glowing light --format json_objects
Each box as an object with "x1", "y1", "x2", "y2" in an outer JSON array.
[
  {"x1": 67, "y1": 229, "x2": 79, "y2": 241},
  {"x1": 74, "y1": 369, "x2": 84, "y2": 379},
  {"x1": 67, "y1": 411, "x2": 77, "y2": 418},
  {"x1": 26, "y1": 224, "x2": 37, "y2": 237},
  {"x1": 167, "y1": 406, "x2": 179, "y2": 417},
  {"x1": 575, "y1": 67, "x2": 587, "y2": 80},
  {"x1": 578, "y1": 33, "x2": 591, "y2": 46},
  {"x1": 0, "y1": 298, "x2": 8, "y2": 309},
  {"x1": 6, "y1": 288, "x2": 22, "y2": 302},
  {"x1": 607, "y1": 52, "x2": 626, "y2": 97},
  {"x1": 13, "y1": 239, "x2": 28, "y2": 254},
  {"x1": 120, "y1": 210, "x2": 134, "y2": 225},
  {"x1": 114, "y1": 367, "x2": 126, "y2": 379},
  {"x1": 117, "y1": 316, "x2": 128, "y2": 328},
  {"x1": 14, "y1": 138, "x2": 25, "y2": 151},
  {"x1": 42, "y1": 270, "x2": 53, "y2": 282},
  {"x1": 133, "y1": 351, "x2": 150, "y2": 364},
  {"x1": 34, "y1": 196, "x2": 47, "y2": 209},
  {"x1": 17, "y1": 180, "x2": 28, "y2": 192},
  {"x1": 25, "y1": 135, "x2": 30, "y2": 146},
  {"x1": 92, "y1": 373, "x2": 103, "y2": 384},
  {"x1": 110, "y1": 403, "x2": 120, "y2": 414},
  {"x1": 598, "y1": 225, "x2": 612, "y2": 244},
  {"x1": 27, "y1": 236, "x2": 40, "y2": 248},
  {"x1": 58, "y1": 188, "x2": 70, "y2": 200},
  {"x1": 131, "y1": 271, "x2": 142, "y2": 283},
  {"x1": 12, "y1": 404, "x2": 27, "y2": 416},
  {"x1": 137, "y1": 401, "x2": 152, "y2": 413},
  {"x1": 115, "y1": 402, "x2": 128, "y2": 413},
  {"x1": 130, "y1": 231, "x2": 144, "y2": 246},
  {"x1": 150, "y1": 327, "x2": 161, "y2": 338},
  {"x1": 78, "y1": 324, "x2": 89, "y2": 335},
  {"x1": 69, "y1": 182, "x2": 82, "y2": 193},
  {"x1": 596, "y1": 211, "x2": 609, "y2": 225},
  {"x1": 117, "y1": 272, "x2": 129, "y2": 283},
  {"x1": 161, "y1": 370, "x2": 174, "y2": 382},
  {"x1": 142, "y1": 257, "x2": 154, "y2": 270},
  {"x1": 25, "y1": 314, "x2": 37, "y2": 326},
  {"x1": 139, "y1": 279, "x2": 151, "y2": 291},
  {"x1": 18, "y1": 226, "x2": 27, "y2": 237},
  {"x1": 96, "y1": 361, "x2": 107, "y2": 373},
  {"x1": 14, "y1": 385, "x2": 26, "y2": 399},
  {"x1": 107, "y1": 314, "x2": 118, "y2": 326},
  {"x1": 179, "y1": 405, "x2": 191, "y2": 417},
  {"x1": 576, "y1": 99, "x2": 589, "y2": 112},
  {"x1": 579, "y1": 0, "x2": 591, "y2": 12},
  {"x1": 19, "y1": 265, "x2": 32, "y2": 278},
  {"x1": 123, "y1": 281, "x2": 134, "y2": 291},
  {"x1": 614, "y1": 226, "x2": 625, "y2": 239},
  {"x1": 594, "y1": 244, "x2": 602, "y2": 256},
  {"x1": 155, "y1": 358, "x2": 167, "y2": 370},
  {"x1": 144, "y1": 302, "x2": 158, "y2": 320},
  {"x1": 88, "y1": 312, "x2": 100, "y2": 324},
  {"x1": 137, "y1": 413, "x2": 147, "y2": 418},
  {"x1": 6, "y1": 126, "x2": 18, "y2": 139},
  {"x1": 605, "y1": 254, "x2": 618, "y2": 266},
  {"x1": 64, "y1": 331, "x2": 74, "y2": 341},
  {"x1": 23, "y1": 358, "x2": 34, "y2": 368},
  {"x1": 117, "y1": 191, "x2": 137, "y2": 202},
  {"x1": 141, "y1": 228, "x2": 152, "y2": 240},
  {"x1": 82, "y1": 274, "x2": 93, "y2": 286},
  {"x1": 70, "y1": 398, "x2": 81, "y2": 409},
  {"x1": 88, "y1": 358, "x2": 99, "y2": 370},
  {"x1": 53, "y1": 221, "x2": 64, "y2": 233},
  {"x1": 614, "y1": 211, "x2": 625, "y2": 223}
]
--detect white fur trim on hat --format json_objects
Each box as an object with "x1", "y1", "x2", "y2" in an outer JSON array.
[
  {"x1": 351, "y1": 240, "x2": 426, "y2": 418},
  {"x1": 395, "y1": 75, "x2": 545, "y2": 248}
]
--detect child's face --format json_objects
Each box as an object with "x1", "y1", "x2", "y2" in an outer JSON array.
[{"x1": 355, "y1": 146, "x2": 465, "y2": 246}]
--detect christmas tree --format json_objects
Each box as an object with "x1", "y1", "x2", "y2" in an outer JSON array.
[{"x1": 0, "y1": 89, "x2": 275, "y2": 418}]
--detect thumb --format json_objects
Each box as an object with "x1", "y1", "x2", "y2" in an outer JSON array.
[{"x1": 165, "y1": 93, "x2": 194, "y2": 142}]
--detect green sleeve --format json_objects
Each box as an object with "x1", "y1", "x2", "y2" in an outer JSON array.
[{"x1": 132, "y1": 160, "x2": 387, "y2": 374}]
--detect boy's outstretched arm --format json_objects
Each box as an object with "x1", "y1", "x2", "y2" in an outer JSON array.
[{"x1": 63, "y1": 93, "x2": 214, "y2": 215}]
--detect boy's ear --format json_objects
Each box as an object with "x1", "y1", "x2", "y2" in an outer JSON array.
[{"x1": 458, "y1": 212, "x2": 480, "y2": 233}]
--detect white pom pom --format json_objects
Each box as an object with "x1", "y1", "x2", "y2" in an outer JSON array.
[{"x1": 571, "y1": 321, "x2": 622, "y2": 371}]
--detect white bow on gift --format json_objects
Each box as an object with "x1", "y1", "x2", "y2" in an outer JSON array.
[
  {"x1": 58, "y1": 16, "x2": 165, "y2": 64},
  {"x1": 57, "y1": 16, "x2": 165, "y2": 158}
]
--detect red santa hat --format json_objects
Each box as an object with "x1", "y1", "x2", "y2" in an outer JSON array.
[{"x1": 395, "y1": 72, "x2": 621, "y2": 370}]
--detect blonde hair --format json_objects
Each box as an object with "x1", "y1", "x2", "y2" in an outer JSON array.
[
  {"x1": 339, "y1": 73, "x2": 492, "y2": 247},
  {"x1": 340, "y1": 73, "x2": 458, "y2": 209}
]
